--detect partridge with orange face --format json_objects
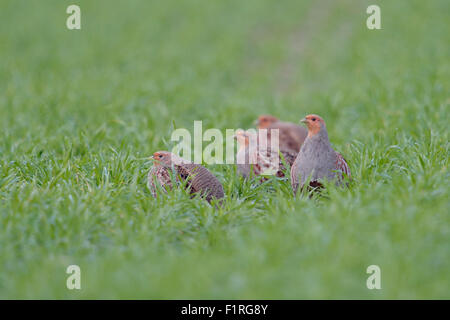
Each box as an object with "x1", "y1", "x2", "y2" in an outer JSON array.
[
  {"x1": 148, "y1": 151, "x2": 224, "y2": 203},
  {"x1": 256, "y1": 115, "x2": 308, "y2": 152},
  {"x1": 291, "y1": 115, "x2": 350, "y2": 194}
]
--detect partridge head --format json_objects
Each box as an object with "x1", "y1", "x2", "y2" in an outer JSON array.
[
  {"x1": 256, "y1": 115, "x2": 279, "y2": 129},
  {"x1": 255, "y1": 114, "x2": 307, "y2": 152}
]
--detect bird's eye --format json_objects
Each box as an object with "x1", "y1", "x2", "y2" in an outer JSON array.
[
  {"x1": 312, "y1": 118, "x2": 316, "y2": 121},
  {"x1": 158, "y1": 155, "x2": 163, "y2": 158}
]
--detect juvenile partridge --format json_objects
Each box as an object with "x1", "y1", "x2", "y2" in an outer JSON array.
[
  {"x1": 256, "y1": 115, "x2": 308, "y2": 152},
  {"x1": 291, "y1": 115, "x2": 350, "y2": 194},
  {"x1": 149, "y1": 151, "x2": 224, "y2": 203}
]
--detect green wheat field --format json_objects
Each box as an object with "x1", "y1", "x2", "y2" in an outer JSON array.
[{"x1": 0, "y1": 0, "x2": 449, "y2": 299}]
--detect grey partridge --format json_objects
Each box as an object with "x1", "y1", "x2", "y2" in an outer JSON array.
[
  {"x1": 291, "y1": 115, "x2": 350, "y2": 194},
  {"x1": 149, "y1": 151, "x2": 225, "y2": 203}
]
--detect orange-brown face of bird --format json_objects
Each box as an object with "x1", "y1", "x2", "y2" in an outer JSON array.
[
  {"x1": 257, "y1": 115, "x2": 278, "y2": 129},
  {"x1": 152, "y1": 151, "x2": 173, "y2": 166},
  {"x1": 300, "y1": 114, "x2": 326, "y2": 136}
]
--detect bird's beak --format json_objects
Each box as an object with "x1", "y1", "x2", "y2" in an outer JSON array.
[
  {"x1": 252, "y1": 119, "x2": 259, "y2": 126},
  {"x1": 151, "y1": 153, "x2": 160, "y2": 162},
  {"x1": 300, "y1": 118, "x2": 308, "y2": 124}
]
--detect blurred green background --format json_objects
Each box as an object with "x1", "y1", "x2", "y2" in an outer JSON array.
[{"x1": 0, "y1": 0, "x2": 449, "y2": 298}]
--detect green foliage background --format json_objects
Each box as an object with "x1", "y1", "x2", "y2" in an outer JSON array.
[{"x1": 0, "y1": 0, "x2": 448, "y2": 298}]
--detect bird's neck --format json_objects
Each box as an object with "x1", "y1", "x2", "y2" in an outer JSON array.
[{"x1": 307, "y1": 128, "x2": 331, "y2": 146}]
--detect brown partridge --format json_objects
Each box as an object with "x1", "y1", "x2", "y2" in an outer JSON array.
[
  {"x1": 150, "y1": 151, "x2": 224, "y2": 203},
  {"x1": 256, "y1": 115, "x2": 308, "y2": 152},
  {"x1": 291, "y1": 115, "x2": 350, "y2": 194}
]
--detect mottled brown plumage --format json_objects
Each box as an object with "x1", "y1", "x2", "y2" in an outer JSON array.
[
  {"x1": 175, "y1": 163, "x2": 225, "y2": 202},
  {"x1": 235, "y1": 130, "x2": 296, "y2": 178},
  {"x1": 279, "y1": 148, "x2": 297, "y2": 167},
  {"x1": 147, "y1": 164, "x2": 173, "y2": 198},
  {"x1": 256, "y1": 115, "x2": 308, "y2": 152},
  {"x1": 291, "y1": 115, "x2": 351, "y2": 194},
  {"x1": 149, "y1": 151, "x2": 224, "y2": 203}
]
